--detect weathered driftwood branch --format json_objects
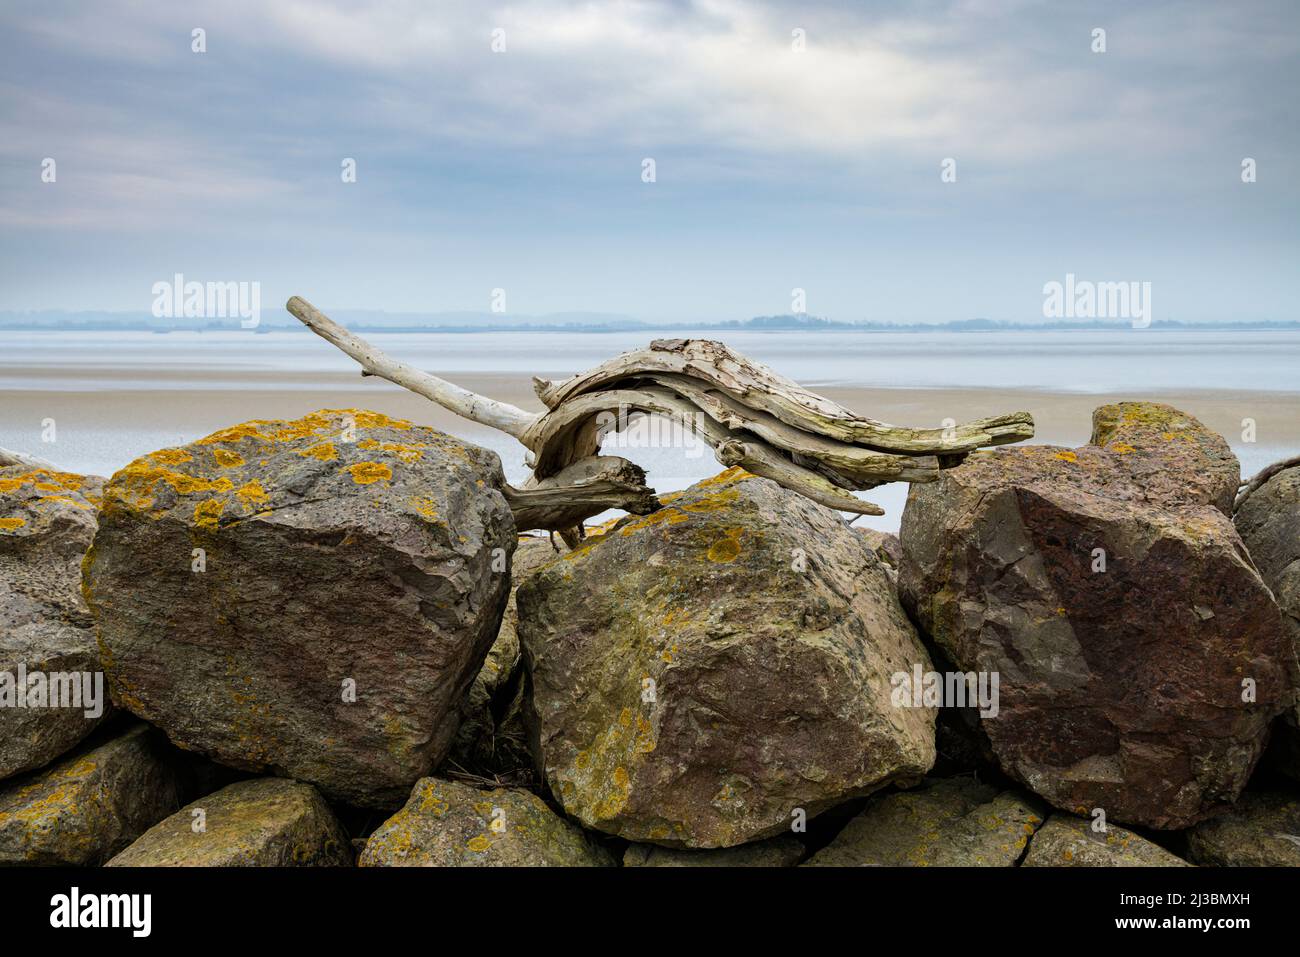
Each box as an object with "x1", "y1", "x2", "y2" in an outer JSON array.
[
  {"x1": 1235, "y1": 453, "x2": 1300, "y2": 513},
  {"x1": 285, "y1": 297, "x2": 1036, "y2": 532},
  {"x1": 0, "y1": 446, "x2": 58, "y2": 470}
]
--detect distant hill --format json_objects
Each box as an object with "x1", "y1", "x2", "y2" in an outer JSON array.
[{"x1": 2, "y1": 310, "x2": 1298, "y2": 333}]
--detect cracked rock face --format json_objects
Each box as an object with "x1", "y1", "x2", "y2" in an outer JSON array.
[
  {"x1": 1233, "y1": 463, "x2": 1300, "y2": 772},
  {"x1": 83, "y1": 410, "x2": 516, "y2": 808},
  {"x1": 0, "y1": 723, "x2": 181, "y2": 866},
  {"x1": 900, "y1": 403, "x2": 1292, "y2": 829},
  {"x1": 803, "y1": 777, "x2": 1045, "y2": 866},
  {"x1": 518, "y1": 468, "x2": 936, "y2": 849},
  {"x1": 0, "y1": 466, "x2": 112, "y2": 781},
  {"x1": 359, "y1": 777, "x2": 612, "y2": 866},
  {"x1": 108, "y1": 777, "x2": 351, "y2": 867},
  {"x1": 1022, "y1": 813, "x2": 1189, "y2": 867}
]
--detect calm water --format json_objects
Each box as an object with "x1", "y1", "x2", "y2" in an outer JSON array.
[
  {"x1": 5, "y1": 328, "x2": 1300, "y2": 394},
  {"x1": 3, "y1": 328, "x2": 1297, "y2": 531}
]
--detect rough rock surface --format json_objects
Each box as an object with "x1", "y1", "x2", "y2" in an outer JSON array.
[
  {"x1": 359, "y1": 777, "x2": 611, "y2": 866},
  {"x1": 519, "y1": 468, "x2": 936, "y2": 848},
  {"x1": 1022, "y1": 813, "x2": 1189, "y2": 867},
  {"x1": 1234, "y1": 462, "x2": 1300, "y2": 770},
  {"x1": 857, "y1": 528, "x2": 902, "y2": 578},
  {"x1": 803, "y1": 777, "x2": 1045, "y2": 866},
  {"x1": 1185, "y1": 791, "x2": 1300, "y2": 866},
  {"x1": 447, "y1": 535, "x2": 556, "y2": 778},
  {"x1": 0, "y1": 466, "x2": 111, "y2": 780},
  {"x1": 0, "y1": 723, "x2": 181, "y2": 865},
  {"x1": 624, "y1": 834, "x2": 804, "y2": 867},
  {"x1": 900, "y1": 403, "x2": 1291, "y2": 829},
  {"x1": 83, "y1": 410, "x2": 516, "y2": 808},
  {"x1": 108, "y1": 777, "x2": 351, "y2": 866}
]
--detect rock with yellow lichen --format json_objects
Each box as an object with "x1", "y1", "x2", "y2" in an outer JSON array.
[
  {"x1": 518, "y1": 468, "x2": 937, "y2": 849},
  {"x1": 107, "y1": 777, "x2": 351, "y2": 866},
  {"x1": 1185, "y1": 791, "x2": 1300, "y2": 866},
  {"x1": 899, "y1": 402, "x2": 1292, "y2": 829},
  {"x1": 803, "y1": 777, "x2": 1046, "y2": 866},
  {"x1": 1233, "y1": 461, "x2": 1300, "y2": 779},
  {"x1": 624, "y1": 833, "x2": 804, "y2": 866},
  {"x1": 1022, "y1": 813, "x2": 1188, "y2": 866},
  {"x1": 0, "y1": 465, "x2": 113, "y2": 781},
  {"x1": 0, "y1": 723, "x2": 181, "y2": 865},
  {"x1": 358, "y1": 777, "x2": 612, "y2": 866},
  {"x1": 83, "y1": 410, "x2": 516, "y2": 808},
  {"x1": 446, "y1": 535, "x2": 557, "y2": 780}
]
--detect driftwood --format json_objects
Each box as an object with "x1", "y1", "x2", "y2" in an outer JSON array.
[
  {"x1": 0, "y1": 447, "x2": 58, "y2": 470},
  {"x1": 286, "y1": 296, "x2": 1035, "y2": 533},
  {"x1": 1235, "y1": 453, "x2": 1300, "y2": 513}
]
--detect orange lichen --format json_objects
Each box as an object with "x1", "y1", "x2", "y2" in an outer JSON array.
[
  {"x1": 345, "y1": 462, "x2": 392, "y2": 485},
  {"x1": 193, "y1": 498, "x2": 226, "y2": 529},
  {"x1": 297, "y1": 442, "x2": 337, "y2": 462},
  {"x1": 212, "y1": 448, "x2": 246, "y2": 468},
  {"x1": 1054, "y1": 451, "x2": 1078, "y2": 463},
  {"x1": 0, "y1": 517, "x2": 26, "y2": 531},
  {"x1": 235, "y1": 480, "x2": 269, "y2": 506}
]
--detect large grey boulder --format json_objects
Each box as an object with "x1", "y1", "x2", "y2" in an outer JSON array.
[
  {"x1": 359, "y1": 777, "x2": 611, "y2": 866},
  {"x1": 804, "y1": 777, "x2": 1045, "y2": 866},
  {"x1": 900, "y1": 403, "x2": 1292, "y2": 829},
  {"x1": 108, "y1": 777, "x2": 351, "y2": 866},
  {"x1": 0, "y1": 723, "x2": 182, "y2": 865},
  {"x1": 519, "y1": 468, "x2": 936, "y2": 848},
  {"x1": 0, "y1": 466, "x2": 111, "y2": 780},
  {"x1": 83, "y1": 410, "x2": 516, "y2": 808},
  {"x1": 1022, "y1": 813, "x2": 1189, "y2": 867}
]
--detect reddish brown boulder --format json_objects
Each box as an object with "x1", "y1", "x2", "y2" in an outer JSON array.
[{"x1": 900, "y1": 402, "x2": 1292, "y2": 829}]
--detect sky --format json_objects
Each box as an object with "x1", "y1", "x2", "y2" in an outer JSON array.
[{"x1": 0, "y1": 0, "x2": 1297, "y2": 324}]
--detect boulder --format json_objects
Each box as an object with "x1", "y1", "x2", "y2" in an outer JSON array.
[
  {"x1": 447, "y1": 536, "x2": 556, "y2": 779},
  {"x1": 83, "y1": 410, "x2": 516, "y2": 808},
  {"x1": 519, "y1": 468, "x2": 936, "y2": 848},
  {"x1": 358, "y1": 777, "x2": 611, "y2": 866},
  {"x1": 0, "y1": 723, "x2": 181, "y2": 865},
  {"x1": 1022, "y1": 813, "x2": 1189, "y2": 867},
  {"x1": 1233, "y1": 461, "x2": 1300, "y2": 773},
  {"x1": 0, "y1": 466, "x2": 111, "y2": 780},
  {"x1": 803, "y1": 777, "x2": 1045, "y2": 866},
  {"x1": 900, "y1": 402, "x2": 1292, "y2": 829},
  {"x1": 107, "y1": 777, "x2": 351, "y2": 866},
  {"x1": 1185, "y1": 791, "x2": 1300, "y2": 866},
  {"x1": 624, "y1": 834, "x2": 804, "y2": 867}
]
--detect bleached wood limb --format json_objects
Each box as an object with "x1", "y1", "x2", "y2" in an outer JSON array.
[
  {"x1": 287, "y1": 298, "x2": 1036, "y2": 528},
  {"x1": 286, "y1": 296, "x2": 534, "y2": 439},
  {"x1": 0, "y1": 447, "x2": 59, "y2": 470},
  {"x1": 1235, "y1": 453, "x2": 1300, "y2": 513},
  {"x1": 503, "y1": 456, "x2": 659, "y2": 532}
]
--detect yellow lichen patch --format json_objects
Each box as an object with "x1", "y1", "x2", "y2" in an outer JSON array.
[
  {"x1": 148, "y1": 448, "x2": 193, "y2": 466},
  {"x1": 1054, "y1": 451, "x2": 1078, "y2": 463},
  {"x1": 212, "y1": 448, "x2": 246, "y2": 468},
  {"x1": 466, "y1": 835, "x2": 492, "y2": 853},
  {"x1": 235, "y1": 480, "x2": 269, "y2": 506},
  {"x1": 0, "y1": 469, "x2": 85, "y2": 495},
  {"x1": 198, "y1": 423, "x2": 269, "y2": 445},
  {"x1": 1109, "y1": 443, "x2": 1136, "y2": 455},
  {"x1": 706, "y1": 528, "x2": 744, "y2": 563},
  {"x1": 38, "y1": 495, "x2": 91, "y2": 510},
  {"x1": 0, "y1": 516, "x2": 26, "y2": 531},
  {"x1": 297, "y1": 442, "x2": 337, "y2": 462},
  {"x1": 193, "y1": 498, "x2": 226, "y2": 530},
  {"x1": 349, "y1": 410, "x2": 413, "y2": 430},
  {"x1": 345, "y1": 461, "x2": 393, "y2": 485},
  {"x1": 696, "y1": 466, "x2": 753, "y2": 488},
  {"x1": 682, "y1": 488, "x2": 741, "y2": 513},
  {"x1": 410, "y1": 496, "x2": 439, "y2": 521},
  {"x1": 619, "y1": 507, "x2": 689, "y2": 536}
]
